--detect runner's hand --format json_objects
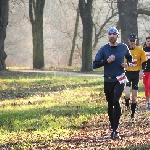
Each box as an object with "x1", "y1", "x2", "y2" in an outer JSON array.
[
  {"x1": 107, "y1": 55, "x2": 115, "y2": 63},
  {"x1": 121, "y1": 63, "x2": 128, "y2": 68}
]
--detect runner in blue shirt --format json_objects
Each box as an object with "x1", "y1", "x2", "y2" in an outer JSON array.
[{"x1": 93, "y1": 27, "x2": 132, "y2": 139}]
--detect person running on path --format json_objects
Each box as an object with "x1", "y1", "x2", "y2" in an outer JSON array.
[
  {"x1": 124, "y1": 33, "x2": 147, "y2": 118},
  {"x1": 141, "y1": 36, "x2": 150, "y2": 110},
  {"x1": 93, "y1": 27, "x2": 132, "y2": 139}
]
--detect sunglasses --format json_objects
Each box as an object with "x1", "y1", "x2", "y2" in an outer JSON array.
[
  {"x1": 108, "y1": 33, "x2": 117, "y2": 35},
  {"x1": 130, "y1": 40, "x2": 135, "y2": 42}
]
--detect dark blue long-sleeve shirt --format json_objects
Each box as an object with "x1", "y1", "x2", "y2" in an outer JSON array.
[{"x1": 93, "y1": 43, "x2": 132, "y2": 82}]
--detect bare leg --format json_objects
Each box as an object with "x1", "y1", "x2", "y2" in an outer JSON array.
[
  {"x1": 124, "y1": 86, "x2": 130, "y2": 109},
  {"x1": 124, "y1": 86, "x2": 130, "y2": 99}
]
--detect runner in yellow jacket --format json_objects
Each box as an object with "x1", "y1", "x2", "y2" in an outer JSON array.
[{"x1": 124, "y1": 33, "x2": 147, "y2": 118}]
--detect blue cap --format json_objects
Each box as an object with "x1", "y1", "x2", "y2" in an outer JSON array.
[{"x1": 108, "y1": 27, "x2": 119, "y2": 35}]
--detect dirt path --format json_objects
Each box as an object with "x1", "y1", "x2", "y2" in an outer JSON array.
[{"x1": 10, "y1": 69, "x2": 103, "y2": 78}]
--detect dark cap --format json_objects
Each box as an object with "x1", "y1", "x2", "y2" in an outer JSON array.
[
  {"x1": 128, "y1": 33, "x2": 137, "y2": 40},
  {"x1": 146, "y1": 36, "x2": 150, "y2": 40}
]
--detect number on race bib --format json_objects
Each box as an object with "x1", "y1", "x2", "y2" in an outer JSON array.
[{"x1": 116, "y1": 73, "x2": 128, "y2": 84}]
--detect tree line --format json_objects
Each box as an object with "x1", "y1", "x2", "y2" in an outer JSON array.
[{"x1": 0, "y1": 0, "x2": 150, "y2": 71}]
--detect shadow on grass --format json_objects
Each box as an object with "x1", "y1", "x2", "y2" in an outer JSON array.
[
  {"x1": 0, "y1": 102, "x2": 107, "y2": 130},
  {"x1": 0, "y1": 104, "x2": 107, "y2": 148},
  {"x1": 0, "y1": 71, "x2": 104, "y2": 101}
]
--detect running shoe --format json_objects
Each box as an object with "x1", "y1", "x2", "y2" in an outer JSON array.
[
  {"x1": 146, "y1": 104, "x2": 150, "y2": 110},
  {"x1": 110, "y1": 130, "x2": 120, "y2": 140}
]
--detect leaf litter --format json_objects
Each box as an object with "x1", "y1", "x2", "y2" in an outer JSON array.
[{"x1": 52, "y1": 98, "x2": 150, "y2": 150}]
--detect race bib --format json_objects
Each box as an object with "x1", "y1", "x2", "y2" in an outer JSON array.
[
  {"x1": 146, "y1": 52, "x2": 150, "y2": 59},
  {"x1": 116, "y1": 73, "x2": 128, "y2": 84},
  {"x1": 129, "y1": 59, "x2": 137, "y2": 67}
]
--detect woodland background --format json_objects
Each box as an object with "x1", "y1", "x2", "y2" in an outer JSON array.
[{"x1": 2, "y1": 0, "x2": 150, "y2": 69}]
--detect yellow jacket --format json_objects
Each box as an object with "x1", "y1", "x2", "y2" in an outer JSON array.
[{"x1": 125, "y1": 46, "x2": 147, "y2": 71}]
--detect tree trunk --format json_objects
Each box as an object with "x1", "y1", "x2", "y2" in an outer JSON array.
[
  {"x1": 79, "y1": 0, "x2": 93, "y2": 72},
  {"x1": 68, "y1": 5, "x2": 79, "y2": 66},
  {"x1": 0, "y1": 0, "x2": 8, "y2": 70},
  {"x1": 117, "y1": 0, "x2": 138, "y2": 45},
  {"x1": 29, "y1": 0, "x2": 45, "y2": 69}
]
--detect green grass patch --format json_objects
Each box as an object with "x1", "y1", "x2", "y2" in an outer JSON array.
[{"x1": 0, "y1": 71, "x2": 106, "y2": 147}]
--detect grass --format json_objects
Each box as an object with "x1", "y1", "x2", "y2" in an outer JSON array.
[
  {"x1": 0, "y1": 70, "x2": 146, "y2": 149},
  {"x1": 0, "y1": 70, "x2": 106, "y2": 148}
]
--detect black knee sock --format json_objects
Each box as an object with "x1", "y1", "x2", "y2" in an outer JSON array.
[
  {"x1": 124, "y1": 96, "x2": 130, "y2": 107},
  {"x1": 131, "y1": 103, "x2": 137, "y2": 115}
]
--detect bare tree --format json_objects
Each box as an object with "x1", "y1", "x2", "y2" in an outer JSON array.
[
  {"x1": 92, "y1": 1, "x2": 118, "y2": 50},
  {"x1": 0, "y1": 0, "x2": 8, "y2": 70},
  {"x1": 29, "y1": 0, "x2": 45, "y2": 69},
  {"x1": 68, "y1": 4, "x2": 79, "y2": 66},
  {"x1": 79, "y1": 0, "x2": 93, "y2": 72}
]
